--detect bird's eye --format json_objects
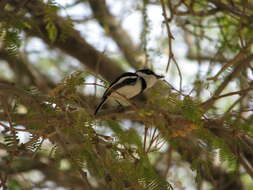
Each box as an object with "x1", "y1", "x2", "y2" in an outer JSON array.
[{"x1": 147, "y1": 70, "x2": 153, "y2": 74}]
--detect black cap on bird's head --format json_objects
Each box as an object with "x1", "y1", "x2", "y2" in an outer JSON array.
[{"x1": 135, "y1": 69, "x2": 164, "y2": 79}]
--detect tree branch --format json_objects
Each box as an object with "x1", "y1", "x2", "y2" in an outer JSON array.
[
  {"x1": 0, "y1": 49, "x2": 55, "y2": 92},
  {"x1": 7, "y1": 0, "x2": 124, "y2": 82},
  {"x1": 88, "y1": 0, "x2": 141, "y2": 69},
  {"x1": 201, "y1": 55, "x2": 253, "y2": 111}
]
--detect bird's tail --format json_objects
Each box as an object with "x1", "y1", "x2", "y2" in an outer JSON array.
[{"x1": 94, "y1": 97, "x2": 107, "y2": 115}]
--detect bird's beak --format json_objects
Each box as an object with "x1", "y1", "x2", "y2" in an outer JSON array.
[{"x1": 156, "y1": 74, "x2": 164, "y2": 79}]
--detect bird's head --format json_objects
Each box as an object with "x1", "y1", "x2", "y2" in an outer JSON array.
[{"x1": 135, "y1": 69, "x2": 164, "y2": 88}]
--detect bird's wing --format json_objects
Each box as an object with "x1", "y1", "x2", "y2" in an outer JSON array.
[
  {"x1": 103, "y1": 72, "x2": 138, "y2": 97},
  {"x1": 94, "y1": 96, "x2": 107, "y2": 115}
]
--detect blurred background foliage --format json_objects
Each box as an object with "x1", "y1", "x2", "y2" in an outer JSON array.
[{"x1": 0, "y1": 0, "x2": 253, "y2": 189}]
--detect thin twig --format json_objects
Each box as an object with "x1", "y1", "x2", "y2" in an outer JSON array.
[
  {"x1": 160, "y1": 0, "x2": 183, "y2": 91},
  {"x1": 239, "y1": 153, "x2": 253, "y2": 180},
  {"x1": 83, "y1": 83, "x2": 106, "y2": 88},
  {"x1": 222, "y1": 94, "x2": 247, "y2": 119},
  {"x1": 143, "y1": 125, "x2": 148, "y2": 152},
  {"x1": 142, "y1": 0, "x2": 150, "y2": 68},
  {"x1": 208, "y1": 38, "x2": 253, "y2": 81},
  {"x1": 201, "y1": 55, "x2": 253, "y2": 111},
  {"x1": 201, "y1": 87, "x2": 253, "y2": 107},
  {"x1": 162, "y1": 79, "x2": 187, "y2": 96}
]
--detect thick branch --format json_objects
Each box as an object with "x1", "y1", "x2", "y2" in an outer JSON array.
[
  {"x1": 88, "y1": 0, "x2": 141, "y2": 69},
  {"x1": 0, "y1": 82, "x2": 251, "y2": 189},
  {"x1": 7, "y1": 0, "x2": 124, "y2": 82},
  {"x1": 0, "y1": 156, "x2": 91, "y2": 190},
  {"x1": 0, "y1": 49, "x2": 55, "y2": 92}
]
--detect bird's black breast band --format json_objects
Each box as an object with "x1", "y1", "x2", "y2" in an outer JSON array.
[{"x1": 140, "y1": 77, "x2": 147, "y2": 93}]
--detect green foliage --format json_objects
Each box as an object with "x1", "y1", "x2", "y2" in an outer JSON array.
[
  {"x1": 178, "y1": 96, "x2": 202, "y2": 124},
  {"x1": 1, "y1": 30, "x2": 21, "y2": 55},
  {"x1": 43, "y1": 1, "x2": 73, "y2": 43},
  {"x1": 239, "y1": 123, "x2": 253, "y2": 137},
  {"x1": 49, "y1": 71, "x2": 85, "y2": 103},
  {"x1": 137, "y1": 156, "x2": 173, "y2": 190},
  {"x1": 45, "y1": 19, "x2": 58, "y2": 42},
  {"x1": 196, "y1": 128, "x2": 238, "y2": 172},
  {"x1": 44, "y1": 1, "x2": 59, "y2": 42},
  {"x1": 4, "y1": 131, "x2": 19, "y2": 151},
  {"x1": 213, "y1": 138, "x2": 238, "y2": 172},
  {"x1": 228, "y1": 118, "x2": 253, "y2": 137},
  {"x1": 0, "y1": 10, "x2": 31, "y2": 55},
  {"x1": 1, "y1": 0, "x2": 253, "y2": 188},
  {"x1": 26, "y1": 134, "x2": 43, "y2": 152},
  {"x1": 7, "y1": 179, "x2": 22, "y2": 190},
  {"x1": 191, "y1": 159, "x2": 213, "y2": 184},
  {"x1": 241, "y1": 174, "x2": 253, "y2": 190},
  {"x1": 106, "y1": 120, "x2": 143, "y2": 149},
  {"x1": 216, "y1": 15, "x2": 242, "y2": 53},
  {"x1": 81, "y1": 142, "x2": 106, "y2": 177}
]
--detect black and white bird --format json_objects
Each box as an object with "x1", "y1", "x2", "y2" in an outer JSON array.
[{"x1": 94, "y1": 69, "x2": 164, "y2": 115}]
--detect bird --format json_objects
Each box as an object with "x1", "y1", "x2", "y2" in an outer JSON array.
[{"x1": 94, "y1": 69, "x2": 164, "y2": 115}]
